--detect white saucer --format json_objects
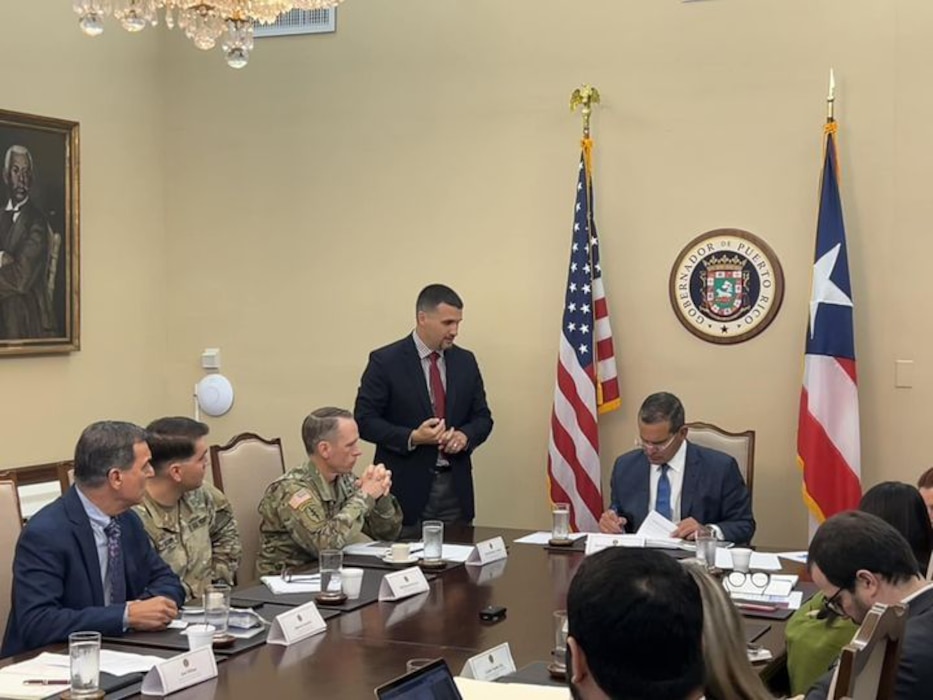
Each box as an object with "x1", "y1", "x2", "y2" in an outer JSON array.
[{"x1": 382, "y1": 553, "x2": 420, "y2": 565}]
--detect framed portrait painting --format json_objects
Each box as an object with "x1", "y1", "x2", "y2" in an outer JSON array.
[{"x1": 0, "y1": 109, "x2": 79, "y2": 355}]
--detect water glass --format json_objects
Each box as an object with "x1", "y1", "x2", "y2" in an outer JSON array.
[
  {"x1": 552, "y1": 610, "x2": 568, "y2": 669},
  {"x1": 552, "y1": 503, "x2": 571, "y2": 541},
  {"x1": 422, "y1": 520, "x2": 444, "y2": 562},
  {"x1": 319, "y1": 549, "x2": 344, "y2": 593},
  {"x1": 204, "y1": 582, "x2": 231, "y2": 636},
  {"x1": 69, "y1": 631, "x2": 101, "y2": 698},
  {"x1": 695, "y1": 528, "x2": 718, "y2": 569},
  {"x1": 406, "y1": 658, "x2": 435, "y2": 674}
]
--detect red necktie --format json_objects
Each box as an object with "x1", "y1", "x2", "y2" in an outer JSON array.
[{"x1": 429, "y1": 352, "x2": 446, "y2": 419}]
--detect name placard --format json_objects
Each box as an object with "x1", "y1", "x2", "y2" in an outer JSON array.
[
  {"x1": 267, "y1": 600, "x2": 328, "y2": 647},
  {"x1": 140, "y1": 647, "x2": 217, "y2": 696},
  {"x1": 459, "y1": 642, "x2": 516, "y2": 681},
  {"x1": 584, "y1": 533, "x2": 644, "y2": 555},
  {"x1": 378, "y1": 566, "x2": 430, "y2": 601},
  {"x1": 464, "y1": 537, "x2": 508, "y2": 567}
]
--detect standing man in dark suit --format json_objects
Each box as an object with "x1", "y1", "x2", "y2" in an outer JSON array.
[
  {"x1": 3, "y1": 421, "x2": 185, "y2": 657},
  {"x1": 355, "y1": 284, "x2": 493, "y2": 538},
  {"x1": 598, "y1": 392, "x2": 755, "y2": 544},
  {"x1": 0, "y1": 144, "x2": 55, "y2": 340},
  {"x1": 805, "y1": 511, "x2": 933, "y2": 700}
]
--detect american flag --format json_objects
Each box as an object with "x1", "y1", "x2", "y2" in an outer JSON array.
[
  {"x1": 547, "y1": 140, "x2": 621, "y2": 532},
  {"x1": 797, "y1": 121, "x2": 861, "y2": 527}
]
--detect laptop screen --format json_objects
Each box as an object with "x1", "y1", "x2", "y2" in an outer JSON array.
[{"x1": 375, "y1": 659, "x2": 463, "y2": 700}]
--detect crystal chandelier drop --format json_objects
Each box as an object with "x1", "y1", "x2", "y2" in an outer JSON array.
[{"x1": 73, "y1": 1, "x2": 346, "y2": 69}]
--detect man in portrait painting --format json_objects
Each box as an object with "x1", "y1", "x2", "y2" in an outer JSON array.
[{"x1": 0, "y1": 144, "x2": 55, "y2": 340}]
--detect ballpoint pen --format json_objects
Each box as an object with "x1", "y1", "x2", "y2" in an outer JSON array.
[{"x1": 23, "y1": 679, "x2": 70, "y2": 685}]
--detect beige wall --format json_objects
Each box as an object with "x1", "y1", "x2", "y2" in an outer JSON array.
[
  {"x1": 0, "y1": 9, "x2": 168, "y2": 463},
  {"x1": 6, "y1": 1, "x2": 933, "y2": 547}
]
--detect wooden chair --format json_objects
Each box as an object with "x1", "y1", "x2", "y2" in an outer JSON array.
[
  {"x1": 0, "y1": 480, "x2": 23, "y2": 635},
  {"x1": 210, "y1": 433, "x2": 286, "y2": 584},
  {"x1": 831, "y1": 602, "x2": 907, "y2": 700},
  {"x1": 685, "y1": 421, "x2": 755, "y2": 498}
]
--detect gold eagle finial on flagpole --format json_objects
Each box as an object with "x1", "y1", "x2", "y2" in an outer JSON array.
[{"x1": 570, "y1": 85, "x2": 601, "y2": 138}]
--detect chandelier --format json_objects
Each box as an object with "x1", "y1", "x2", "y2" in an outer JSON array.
[{"x1": 73, "y1": 1, "x2": 346, "y2": 69}]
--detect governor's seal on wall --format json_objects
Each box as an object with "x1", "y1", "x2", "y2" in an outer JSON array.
[{"x1": 668, "y1": 229, "x2": 784, "y2": 345}]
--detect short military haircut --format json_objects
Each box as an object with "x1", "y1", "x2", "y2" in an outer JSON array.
[
  {"x1": 917, "y1": 467, "x2": 933, "y2": 490},
  {"x1": 146, "y1": 416, "x2": 210, "y2": 473},
  {"x1": 415, "y1": 284, "x2": 463, "y2": 314},
  {"x1": 567, "y1": 548, "x2": 704, "y2": 700},
  {"x1": 638, "y1": 392, "x2": 685, "y2": 432},
  {"x1": 301, "y1": 407, "x2": 353, "y2": 455},
  {"x1": 808, "y1": 510, "x2": 922, "y2": 589},
  {"x1": 74, "y1": 420, "x2": 148, "y2": 488}
]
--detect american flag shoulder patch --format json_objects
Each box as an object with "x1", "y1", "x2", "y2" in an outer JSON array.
[{"x1": 289, "y1": 489, "x2": 312, "y2": 510}]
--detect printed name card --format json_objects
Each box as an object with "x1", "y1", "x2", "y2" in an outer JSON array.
[
  {"x1": 267, "y1": 600, "x2": 328, "y2": 646},
  {"x1": 459, "y1": 642, "x2": 517, "y2": 681},
  {"x1": 584, "y1": 533, "x2": 644, "y2": 555},
  {"x1": 140, "y1": 647, "x2": 217, "y2": 696},
  {"x1": 378, "y1": 566, "x2": 430, "y2": 601},
  {"x1": 464, "y1": 537, "x2": 508, "y2": 567}
]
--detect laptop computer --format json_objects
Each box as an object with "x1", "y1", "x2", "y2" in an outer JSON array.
[{"x1": 374, "y1": 658, "x2": 463, "y2": 700}]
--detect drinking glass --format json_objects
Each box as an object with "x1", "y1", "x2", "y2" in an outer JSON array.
[
  {"x1": 552, "y1": 503, "x2": 570, "y2": 541},
  {"x1": 319, "y1": 549, "x2": 344, "y2": 593},
  {"x1": 204, "y1": 582, "x2": 231, "y2": 636},
  {"x1": 422, "y1": 520, "x2": 444, "y2": 563},
  {"x1": 69, "y1": 631, "x2": 101, "y2": 698},
  {"x1": 695, "y1": 527, "x2": 717, "y2": 569},
  {"x1": 552, "y1": 610, "x2": 568, "y2": 669}
]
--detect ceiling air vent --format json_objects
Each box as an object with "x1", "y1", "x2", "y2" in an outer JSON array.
[{"x1": 254, "y1": 8, "x2": 336, "y2": 38}]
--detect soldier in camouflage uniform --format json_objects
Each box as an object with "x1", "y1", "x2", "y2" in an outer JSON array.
[
  {"x1": 256, "y1": 407, "x2": 403, "y2": 576},
  {"x1": 134, "y1": 417, "x2": 242, "y2": 601}
]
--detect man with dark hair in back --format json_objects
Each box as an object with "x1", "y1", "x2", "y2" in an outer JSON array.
[
  {"x1": 3, "y1": 421, "x2": 184, "y2": 657},
  {"x1": 355, "y1": 284, "x2": 494, "y2": 538},
  {"x1": 256, "y1": 407, "x2": 403, "y2": 576},
  {"x1": 598, "y1": 391, "x2": 755, "y2": 544},
  {"x1": 805, "y1": 510, "x2": 933, "y2": 700},
  {"x1": 134, "y1": 417, "x2": 241, "y2": 601},
  {"x1": 916, "y1": 467, "x2": 933, "y2": 525},
  {"x1": 566, "y1": 547, "x2": 704, "y2": 700}
]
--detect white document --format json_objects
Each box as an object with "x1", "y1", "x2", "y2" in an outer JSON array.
[
  {"x1": 635, "y1": 510, "x2": 678, "y2": 539},
  {"x1": 343, "y1": 541, "x2": 424, "y2": 557},
  {"x1": 266, "y1": 600, "x2": 328, "y2": 646},
  {"x1": 29, "y1": 650, "x2": 163, "y2": 676},
  {"x1": 0, "y1": 655, "x2": 70, "y2": 700},
  {"x1": 715, "y1": 549, "x2": 782, "y2": 571},
  {"x1": 459, "y1": 643, "x2": 517, "y2": 682},
  {"x1": 465, "y1": 537, "x2": 508, "y2": 567},
  {"x1": 726, "y1": 574, "x2": 798, "y2": 597},
  {"x1": 378, "y1": 566, "x2": 430, "y2": 601},
  {"x1": 261, "y1": 574, "x2": 321, "y2": 594},
  {"x1": 584, "y1": 533, "x2": 645, "y2": 555},
  {"x1": 140, "y1": 647, "x2": 217, "y2": 696},
  {"x1": 513, "y1": 531, "x2": 587, "y2": 545},
  {"x1": 732, "y1": 590, "x2": 804, "y2": 611},
  {"x1": 455, "y1": 676, "x2": 569, "y2": 698}
]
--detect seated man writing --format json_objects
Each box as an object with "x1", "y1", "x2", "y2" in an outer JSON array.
[
  {"x1": 256, "y1": 407, "x2": 403, "y2": 576},
  {"x1": 598, "y1": 391, "x2": 755, "y2": 544},
  {"x1": 3, "y1": 421, "x2": 185, "y2": 657}
]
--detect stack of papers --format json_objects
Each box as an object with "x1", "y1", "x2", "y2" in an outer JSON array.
[
  {"x1": 342, "y1": 541, "x2": 475, "y2": 563},
  {"x1": 261, "y1": 574, "x2": 321, "y2": 594},
  {"x1": 635, "y1": 511, "x2": 686, "y2": 549},
  {"x1": 513, "y1": 532, "x2": 587, "y2": 545}
]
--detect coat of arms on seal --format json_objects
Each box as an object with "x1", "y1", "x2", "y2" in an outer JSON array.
[{"x1": 668, "y1": 229, "x2": 784, "y2": 345}]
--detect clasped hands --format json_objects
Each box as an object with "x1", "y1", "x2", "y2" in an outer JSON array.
[
  {"x1": 355, "y1": 463, "x2": 393, "y2": 500},
  {"x1": 410, "y1": 417, "x2": 469, "y2": 455},
  {"x1": 598, "y1": 511, "x2": 705, "y2": 540}
]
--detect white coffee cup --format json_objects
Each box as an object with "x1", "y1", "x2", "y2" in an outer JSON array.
[
  {"x1": 341, "y1": 567, "x2": 364, "y2": 599},
  {"x1": 390, "y1": 543, "x2": 411, "y2": 562},
  {"x1": 187, "y1": 624, "x2": 216, "y2": 650},
  {"x1": 731, "y1": 548, "x2": 753, "y2": 573}
]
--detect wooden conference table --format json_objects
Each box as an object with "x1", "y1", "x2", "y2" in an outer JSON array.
[{"x1": 9, "y1": 526, "x2": 799, "y2": 698}]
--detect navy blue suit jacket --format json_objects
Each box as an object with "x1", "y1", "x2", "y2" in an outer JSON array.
[
  {"x1": 354, "y1": 336, "x2": 493, "y2": 525},
  {"x1": 2, "y1": 486, "x2": 185, "y2": 657},
  {"x1": 608, "y1": 442, "x2": 755, "y2": 544}
]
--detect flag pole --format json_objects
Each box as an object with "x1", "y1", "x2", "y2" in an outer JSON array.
[
  {"x1": 570, "y1": 84, "x2": 601, "y2": 139},
  {"x1": 826, "y1": 68, "x2": 836, "y2": 124}
]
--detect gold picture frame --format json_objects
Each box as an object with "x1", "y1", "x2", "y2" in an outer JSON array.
[{"x1": 0, "y1": 109, "x2": 80, "y2": 355}]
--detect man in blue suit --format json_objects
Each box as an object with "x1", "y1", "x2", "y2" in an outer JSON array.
[
  {"x1": 599, "y1": 392, "x2": 755, "y2": 544},
  {"x1": 3, "y1": 421, "x2": 185, "y2": 657},
  {"x1": 355, "y1": 284, "x2": 493, "y2": 538}
]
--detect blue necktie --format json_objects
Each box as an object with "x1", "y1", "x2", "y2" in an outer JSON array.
[
  {"x1": 656, "y1": 464, "x2": 672, "y2": 520},
  {"x1": 105, "y1": 519, "x2": 126, "y2": 605}
]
